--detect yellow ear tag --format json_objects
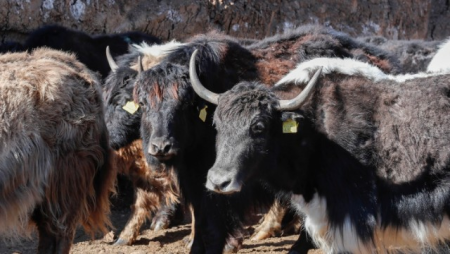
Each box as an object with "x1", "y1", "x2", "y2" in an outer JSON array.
[
  {"x1": 199, "y1": 105, "x2": 208, "y2": 122},
  {"x1": 122, "y1": 101, "x2": 140, "y2": 115},
  {"x1": 282, "y1": 119, "x2": 298, "y2": 133}
]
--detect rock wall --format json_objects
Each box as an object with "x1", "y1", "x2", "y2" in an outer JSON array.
[{"x1": 1, "y1": 0, "x2": 449, "y2": 43}]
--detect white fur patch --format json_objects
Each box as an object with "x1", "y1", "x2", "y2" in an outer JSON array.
[
  {"x1": 275, "y1": 58, "x2": 447, "y2": 87},
  {"x1": 291, "y1": 193, "x2": 450, "y2": 253},
  {"x1": 427, "y1": 38, "x2": 450, "y2": 73},
  {"x1": 131, "y1": 40, "x2": 185, "y2": 58}
]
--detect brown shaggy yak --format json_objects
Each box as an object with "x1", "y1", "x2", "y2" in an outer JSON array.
[
  {"x1": 0, "y1": 48, "x2": 117, "y2": 253},
  {"x1": 112, "y1": 139, "x2": 179, "y2": 244}
]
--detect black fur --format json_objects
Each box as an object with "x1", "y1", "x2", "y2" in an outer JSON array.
[
  {"x1": 209, "y1": 73, "x2": 450, "y2": 252},
  {"x1": 23, "y1": 25, "x2": 160, "y2": 78}
]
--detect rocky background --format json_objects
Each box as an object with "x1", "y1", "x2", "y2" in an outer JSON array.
[{"x1": 1, "y1": 0, "x2": 450, "y2": 43}]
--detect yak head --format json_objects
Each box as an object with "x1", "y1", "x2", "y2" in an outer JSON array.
[
  {"x1": 103, "y1": 48, "x2": 141, "y2": 150},
  {"x1": 134, "y1": 61, "x2": 213, "y2": 171},
  {"x1": 189, "y1": 49, "x2": 322, "y2": 194}
]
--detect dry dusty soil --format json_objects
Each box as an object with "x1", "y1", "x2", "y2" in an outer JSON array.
[{"x1": 1, "y1": 205, "x2": 323, "y2": 254}]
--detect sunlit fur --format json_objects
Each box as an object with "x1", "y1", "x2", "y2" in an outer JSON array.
[
  {"x1": 0, "y1": 48, "x2": 116, "y2": 252},
  {"x1": 427, "y1": 38, "x2": 450, "y2": 73},
  {"x1": 276, "y1": 57, "x2": 446, "y2": 86}
]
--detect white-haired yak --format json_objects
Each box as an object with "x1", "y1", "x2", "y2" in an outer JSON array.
[
  {"x1": 0, "y1": 48, "x2": 116, "y2": 253},
  {"x1": 190, "y1": 51, "x2": 450, "y2": 253}
]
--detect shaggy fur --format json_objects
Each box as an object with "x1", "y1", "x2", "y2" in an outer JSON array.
[
  {"x1": 103, "y1": 41, "x2": 184, "y2": 245},
  {"x1": 246, "y1": 24, "x2": 402, "y2": 85},
  {"x1": 427, "y1": 38, "x2": 450, "y2": 73},
  {"x1": 113, "y1": 140, "x2": 179, "y2": 244},
  {"x1": 275, "y1": 57, "x2": 445, "y2": 87},
  {"x1": 208, "y1": 67, "x2": 450, "y2": 253},
  {"x1": 360, "y1": 36, "x2": 441, "y2": 74},
  {"x1": 244, "y1": 26, "x2": 404, "y2": 242},
  {"x1": 0, "y1": 48, "x2": 116, "y2": 253}
]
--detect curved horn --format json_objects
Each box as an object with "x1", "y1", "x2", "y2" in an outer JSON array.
[
  {"x1": 138, "y1": 56, "x2": 143, "y2": 74},
  {"x1": 106, "y1": 46, "x2": 118, "y2": 72},
  {"x1": 189, "y1": 49, "x2": 219, "y2": 105},
  {"x1": 277, "y1": 66, "x2": 322, "y2": 111}
]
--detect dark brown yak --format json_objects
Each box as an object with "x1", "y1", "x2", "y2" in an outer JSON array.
[
  {"x1": 0, "y1": 48, "x2": 117, "y2": 253},
  {"x1": 103, "y1": 42, "x2": 183, "y2": 245}
]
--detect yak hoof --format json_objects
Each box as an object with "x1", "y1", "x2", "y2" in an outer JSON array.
[
  {"x1": 183, "y1": 235, "x2": 194, "y2": 249},
  {"x1": 223, "y1": 243, "x2": 240, "y2": 253},
  {"x1": 113, "y1": 238, "x2": 129, "y2": 246},
  {"x1": 151, "y1": 213, "x2": 171, "y2": 231},
  {"x1": 250, "y1": 227, "x2": 281, "y2": 241},
  {"x1": 250, "y1": 231, "x2": 272, "y2": 241},
  {"x1": 152, "y1": 218, "x2": 170, "y2": 232}
]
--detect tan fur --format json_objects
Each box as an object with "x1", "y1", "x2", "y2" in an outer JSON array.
[
  {"x1": 114, "y1": 140, "x2": 179, "y2": 244},
  {"x1": 251, "y1": 199, "x2": 286, "y2": 241},
  {"x1": 0, "y1": 48, "x2": 116, "y2": 251}
]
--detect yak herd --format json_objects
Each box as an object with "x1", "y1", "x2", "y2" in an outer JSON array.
[{"x1": 1, "y1": 23, "x2": 450, "y2": 254}]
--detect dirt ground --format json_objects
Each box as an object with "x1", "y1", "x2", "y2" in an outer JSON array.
[{"x1": 0, "y1": 206, "x2": 322, "y2": 254}]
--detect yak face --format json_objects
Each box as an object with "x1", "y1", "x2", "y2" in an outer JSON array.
[
  {"x1": 103, "y1": 66, "x2": 141, "y2": 150},
  {"x1": 207, "y1": 82, "x2": 317, "y2": 194},
  {"x1": 206, "y1": 83, "x2": 280, "y2": 194},
  {"x1": 135, "y1": 63, "x2": 204, "y2": 171}
]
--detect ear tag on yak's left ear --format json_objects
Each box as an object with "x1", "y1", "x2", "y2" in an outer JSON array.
[
  {"x1": 282, "y1": 118, "x2": 298, "y2": 134},
  {"x1": 122, "y1": 101, "x2": 140, "y2": 115},
  {"x1": 199, "y1": 105, "x2": 208, "y2": 122}
]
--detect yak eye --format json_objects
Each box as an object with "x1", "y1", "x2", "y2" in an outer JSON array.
[{"x1": 251, "y1": 122, "x2": 266, "y2": 134}]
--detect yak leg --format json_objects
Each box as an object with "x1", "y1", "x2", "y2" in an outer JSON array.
[
  {"x1": 223, "y1": 231, "x2": 243, "y2": 253},
  {"x1": 115, "y1": 187, "x2": 157, "y2": 245},
  {"x1": 202, "y1": 194, "x2": 242, "y2": 254},
  {"x1": 251, "y1": 199, "x2": 286, "y2": 241},
  {"x1": 281, "y1": 207, "x2": 302, "y2": 235},
  {"x1": 32, "y1": 208, "x2": 76, "y2": 254},
  {"x1": 189, "y1": 201, "x2": 207, "y2": 254},
  {"x1": 288, "y1": 227, "x2": 316, "y2": 254},
  {"x1": 183, "y1": 205, "x2": 195, "y2": 249},
  {"x1": 151, "y1": 201, "x2": 183, "y2": 231}
]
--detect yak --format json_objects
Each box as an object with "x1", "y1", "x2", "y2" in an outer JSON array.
[
  {"x1": 23, "y1": 25, "x2": 160, "y2": 78},
  {"x1": 243, "y1": 24, "x2": 406, "y2": 242},
  {"x1": 103, "y1": 41, "x2": 184, "y2": 245},
  {"x1": 0, "y1": 48, "x2": 116, "y2": 253},
  {"x1": 190, "y1": 50, "x2": 450, "y2": 253},
  {"x1": 360, "y1": 36, "x2": 441, "y2": 74},
  {"x1": 134, "y1": 25, "x2": 407, "y2": 253}
]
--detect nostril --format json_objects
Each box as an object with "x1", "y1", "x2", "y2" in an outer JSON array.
[
  {"x1": 218, "y1": 180, "x2": 231, "y2": 191},
  {"x1": 162, "y1": 143, "x2": 172, "y2": 153}
]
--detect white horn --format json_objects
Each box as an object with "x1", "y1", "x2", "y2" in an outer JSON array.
[
  {"x1": 189, "y1": 49, "x2": 219, "y2": 105},
  {"x1": 277, "y1": 67, "x2": 322, "y2": 111}
]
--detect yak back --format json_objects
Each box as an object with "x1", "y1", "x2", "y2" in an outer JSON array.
[
  {"x1": 295, "y1": 73, "x2": 450, "y2": 184},
  {"x1": 246, "y1": 24, "x2": 402, "y2": 85}
]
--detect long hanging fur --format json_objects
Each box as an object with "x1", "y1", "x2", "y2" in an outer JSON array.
[{"x1": 0, "y1": 48, "x2": 116, "y2": 248}]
